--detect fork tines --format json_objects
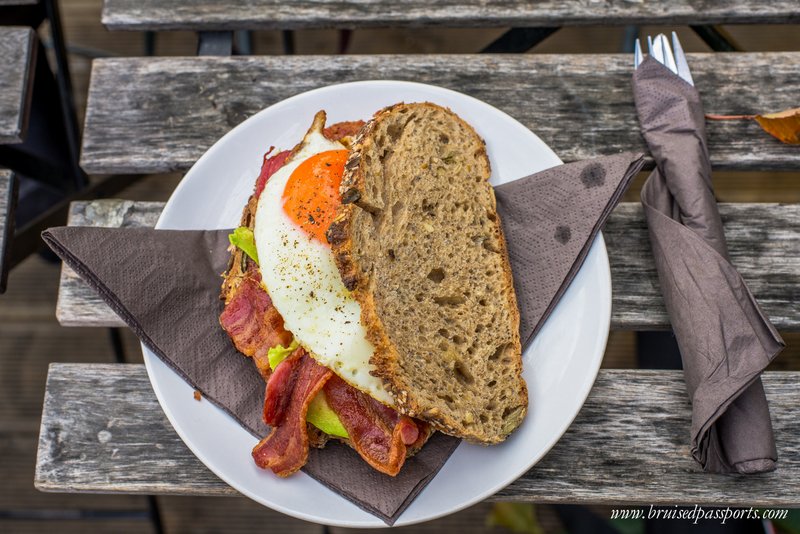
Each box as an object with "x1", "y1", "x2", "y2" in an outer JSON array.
[{"x1": 634, "y1": 31, "x2": 694, "y2": 87}]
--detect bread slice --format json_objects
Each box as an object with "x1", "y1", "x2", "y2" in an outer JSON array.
[{"x1": 327, "y1": 102, "x2": 527, "y2": 444}]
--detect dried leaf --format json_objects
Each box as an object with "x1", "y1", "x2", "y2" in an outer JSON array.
[
  {"x1": 486, "y1": 503, "x2": 544, "y2": 534},
  {"x1": 754, "y1": 107, "x2": 800, "y2": 145}
]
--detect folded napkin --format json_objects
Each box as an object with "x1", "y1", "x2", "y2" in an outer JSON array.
[
  {"x1": 633, "y1": 57, "x2": 784, "y2": 474},
  {"x1": 42, "y1": 151, "x2": 643, "y2": 524}
]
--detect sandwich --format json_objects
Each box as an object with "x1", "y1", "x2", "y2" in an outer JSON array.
[{"x1": 219, "y1": 102, "x2": 527, "y2": 478}]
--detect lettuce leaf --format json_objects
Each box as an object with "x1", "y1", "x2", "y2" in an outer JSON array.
[
  {"x1": 267, "y1": 340, "x2": 299, "y2": 370},
  {"x1": 229, "y1": 227, "x2": 259, "y2": 264}
]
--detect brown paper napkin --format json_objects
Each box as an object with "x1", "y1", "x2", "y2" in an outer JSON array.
[
  {"x1": 42, "y1": 152, "x2": 642, "y2": 524},
  {"x1": 633, "y1": 57, "x2": 784, "y2": 474}
]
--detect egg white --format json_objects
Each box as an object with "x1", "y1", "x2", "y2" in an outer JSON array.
[{"x1": 254, "y1": 130, "x2": 395, "y2": 406}]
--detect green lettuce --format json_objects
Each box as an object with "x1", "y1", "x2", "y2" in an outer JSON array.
[
  {"x1": 228, "y1": 227, "x2": 259, "y2": 264},
  {"x1": 267, "y1": 340, "x2": 299, "y2": 370}
]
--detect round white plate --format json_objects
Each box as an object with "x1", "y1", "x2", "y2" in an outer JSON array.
[{"x1": 150, "y1": 81, "x2": 611, "y2": 528}]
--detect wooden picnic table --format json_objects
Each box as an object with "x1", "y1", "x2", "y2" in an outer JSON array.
[
  {"x1": 39, "y1": 194, "x2": 800, "y2": 505},
  {"x1": 0, "y1": 26, "x2": 36, "y2": 292},
  {"x1": 33, "y1": 2, "x2": 800, "y2": 519}
]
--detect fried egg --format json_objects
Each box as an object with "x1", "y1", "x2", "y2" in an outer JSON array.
[{"x1": 254, "y1": 114, "x2": 395, "y2": 406}]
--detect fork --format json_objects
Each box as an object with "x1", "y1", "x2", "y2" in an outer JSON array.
[{"x1": 634, "y1": 32, "x2": 694, "y2": 87}]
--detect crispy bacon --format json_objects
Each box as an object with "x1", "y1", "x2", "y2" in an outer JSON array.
[
  {"x1": 252, "y1": 349, "x2": 333, "y2": 477},
  {"x1": 219, "y1": 274, "x2": 292, "y2": 380},
  {"x1": 367, "y1": 396, "x2": 420, "y2": 446},
  {"x1": 254, "y1": 149, "x2": 291, "y2": 199},
  {"x1": 323, "y1": 375, "x2": 421, "y2": 476},
  {"x1": 262, "y1": 347, "x2": 301, "y2": 426},
  {"x1": 323, "y1": 120, "x2": 365, "y2": 141}
]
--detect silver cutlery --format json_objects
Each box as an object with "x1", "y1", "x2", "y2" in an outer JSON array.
[{"x1": 635, "y1": 32, "x2": 694, "y2": 87}]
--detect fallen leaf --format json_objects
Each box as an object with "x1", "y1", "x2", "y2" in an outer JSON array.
[
  {"x1": 486, "y1": 503, "x2": 544, "y2": 534},
  {"x1": 706, "y1": 108, "x2": 800, "y2": 145},
  {"x1": 754, "y1": 108, "x2": 800, "y2": 145}
]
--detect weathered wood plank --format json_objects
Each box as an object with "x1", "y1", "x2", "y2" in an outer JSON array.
[
  {"x1": 55, "y1": 200, "x2": 800, "y2": 331},
  {"x1": 0, "y1": 27, "x2": 36, "y2": 144},
  {"x1": 35, "y1": 363, "x2": 800, "y2": 506},
  {"x1": 607, "y1": 202, "x2": 800, "y2": 330},
  {"x1": 81, "y1": 54, "x2": 800, "y2": 175},
  {"x1": 0, "y1": 430, "x2": 150, "y2": 512},
  {"x1": 36, "y1": 363, "x2": 236, "y2": 496},
  {"x1": 0, "y1": 171, "x2": 17, "y2": 293},
  {"x1": 101, "y1": 0, "x2": 800, "y2": 31}
]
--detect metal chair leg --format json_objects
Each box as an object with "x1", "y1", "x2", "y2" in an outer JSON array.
[
  {"x1": 42, "y1": 0, "x2": 86, "y2": 190},
  {"x1": 481, "y1": 27, "x2": 559, "y2": 53},
  {"x1": 690, "y1": 25, "x2": 741, "y2": 52}
]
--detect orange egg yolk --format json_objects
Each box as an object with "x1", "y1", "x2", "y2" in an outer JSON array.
[{"x1": 282, "y1": 150, "x2": 349, "y2": 243}]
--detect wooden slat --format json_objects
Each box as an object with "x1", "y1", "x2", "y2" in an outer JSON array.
[
  {"x1": 100, "y1": 0, "x2": 800, "y2": 31},
  {"x1": 1, "y1": 430, "x2": 150, "y2": 513},
  {"x1": 35, "y1": 363, "x2": 800, "y2": 506},
  {"x1": 81, "y1": 54, "x2": 800, "y2": 175},
  {"x1": 0, "y1": 27, "x2": 36, "y2": 144},
  {"x1": 0, "y1": 171, "x2": 17, "y2": 293},
  {"x1": 55, "y1": 200, "x2": 800, "y2": 331}
]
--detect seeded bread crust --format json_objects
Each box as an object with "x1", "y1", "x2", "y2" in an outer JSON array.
[{"x1": 328, "y1": 102, "x2": 527, "y2": 444}]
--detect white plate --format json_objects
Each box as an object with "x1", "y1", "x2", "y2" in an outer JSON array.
[{"x1": 149, "y1": 81, "x2": 610, "y2": 528}]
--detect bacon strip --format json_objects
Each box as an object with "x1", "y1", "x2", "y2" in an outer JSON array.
[
  {"x1": 323, "y1": 375, "x2": 421, "y2": 476},
  {"x1": 254, "y1": 149, "x2": 291, "y2": 199},
  {"x1": 262, "y1": 347, "x2": 301, "y2": 426},
  {"x1": 323, "y1": 120, "x2": 365, "y2": 141},
  {"x1": 219, "y1": 273, "x2": 292, "y2": 380},
  {"x1": 252, "y1": 350, "x2": 333, "y2": 477}
]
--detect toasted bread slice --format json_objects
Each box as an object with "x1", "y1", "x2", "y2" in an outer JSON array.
[{"x1": 328, "y1": 102, "x2": 527, "y2": 444}]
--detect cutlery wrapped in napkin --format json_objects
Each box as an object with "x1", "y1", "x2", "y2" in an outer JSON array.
[
  {"x1": 633, "y1": 57, "x2": 784, "y2": 474},
  {"x1": 42, "y1": 151, "x2": 643, "y2": 523}
]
